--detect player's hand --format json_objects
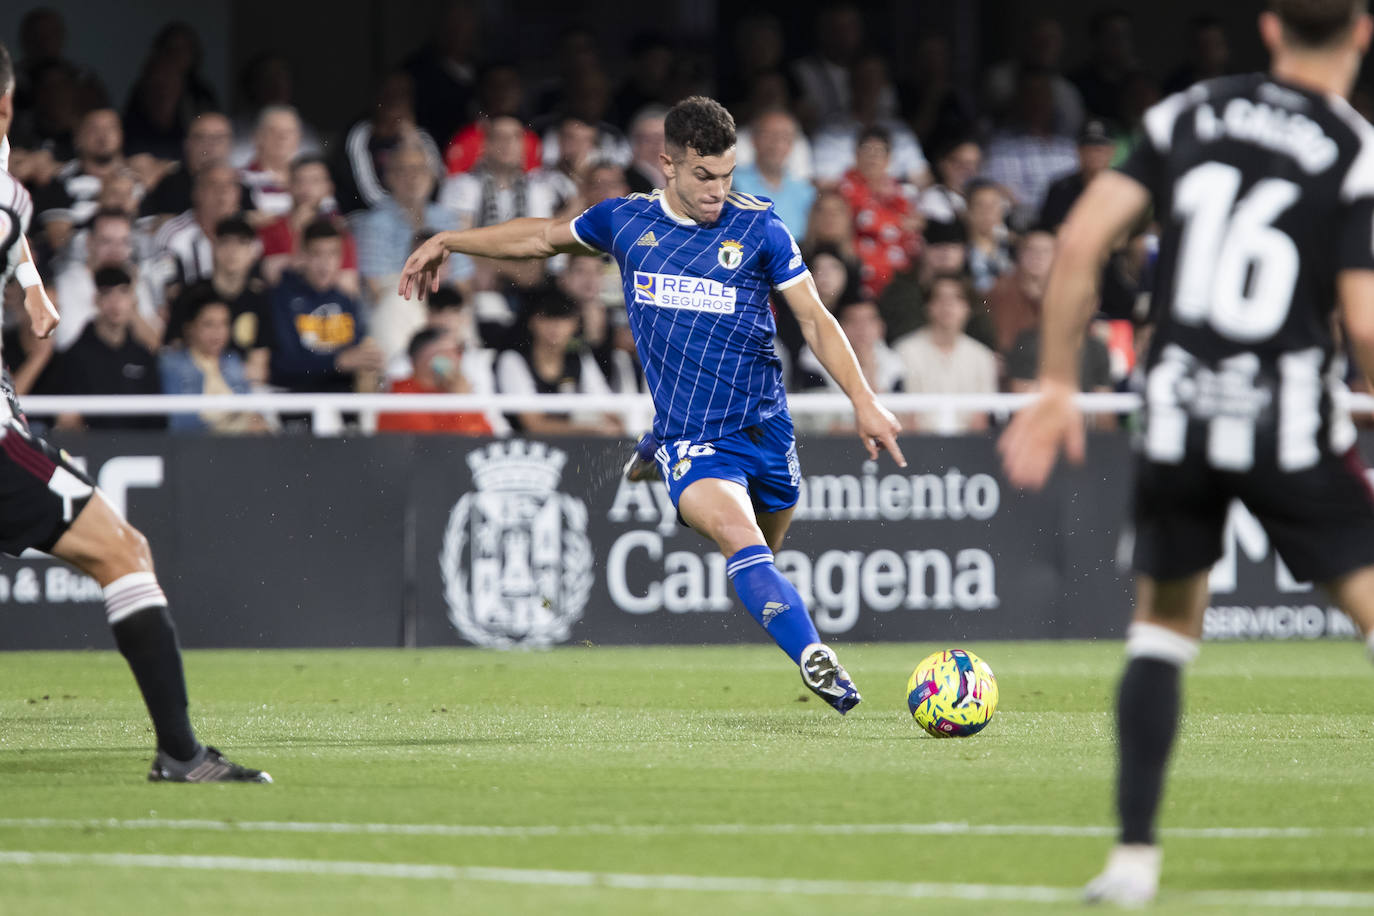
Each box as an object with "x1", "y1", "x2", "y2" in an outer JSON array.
[
  {"x1": 998, "y1": 380, "x2": 1086, "y2": 490},
  {"x1": 399, "y1": 234, "x2": 451, "y2": 301},
  {"x1": 855, "y1": 395, "x2": 906, "y2": 467},
  {"x1": 23, "y1": 285, "x2": 59, "y2": 340}
]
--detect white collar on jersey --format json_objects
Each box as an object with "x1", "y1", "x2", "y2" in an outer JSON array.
[{"x1": 657, "y1": 191, "x2": 697, "y2": 226}]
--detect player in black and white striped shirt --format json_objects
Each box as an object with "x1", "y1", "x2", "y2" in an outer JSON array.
[
  {"x1": 1002, "y1": 0, "x2": 1374, "y2": 903},
  {"x1": 0, "y1": 43, "x2": 268, "y2": 784}
]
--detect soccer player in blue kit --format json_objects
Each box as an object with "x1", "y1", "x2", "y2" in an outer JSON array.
[{"x1": 401, "y1": 97, "x2": 905, "y2": 713}]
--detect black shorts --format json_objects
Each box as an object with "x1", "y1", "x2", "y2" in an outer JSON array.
[
  {"x1": 1132, "y1": 445, "x2": 1374, "y2": 583},
  {"x1": 0, "y1": 418, "x2": 95, "y2": 557}
]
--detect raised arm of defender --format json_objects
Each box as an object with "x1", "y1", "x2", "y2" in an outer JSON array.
[
  {"x1": 999, "y1": 171, "x2": 1150, "y2": 490},
  {"x1": 780, "y1": 273, "x2": 906, "y2": 468},
  {"x1": 398, "y1": 216, "x2": 590, "y2": 300}
]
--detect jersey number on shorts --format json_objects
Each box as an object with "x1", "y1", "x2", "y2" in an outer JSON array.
[{"x1": 1173, "y1": 161, "x2": 1300, "y2": 343}]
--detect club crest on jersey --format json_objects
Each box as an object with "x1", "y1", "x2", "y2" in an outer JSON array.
[{"x1": 717, "y1": 239, "x2": 744, "y2": 269}]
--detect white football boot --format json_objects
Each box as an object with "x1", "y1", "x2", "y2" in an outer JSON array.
[{"x1": 1083, "y1": 844, "x2": 1162, "y2": 907}]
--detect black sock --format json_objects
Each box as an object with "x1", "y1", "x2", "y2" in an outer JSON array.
[
  {"x1": 111, "y1": 606, "x2": 199, "y2": 761},
  {"x1": 1116, "y1": 657, "x2": 1182, "y2": 845}
]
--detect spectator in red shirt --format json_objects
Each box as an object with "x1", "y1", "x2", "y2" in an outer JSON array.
[
  {"x1": 377, "y1": 327, "x2": 502, "y2": 435},
  {"x1": 837, "y1": 125, "x2": 921, "y2": 299},
  {"x1": 443, "y1": 63, "x2": 542, "y2": 176},
  {"x1": 257, "y1": 155, "x2": 358, "y2": 295}
]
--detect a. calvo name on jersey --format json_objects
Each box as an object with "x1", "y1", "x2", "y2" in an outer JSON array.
[{"x1": 633, "y1": 272, "x2": 737, "y2": 314}]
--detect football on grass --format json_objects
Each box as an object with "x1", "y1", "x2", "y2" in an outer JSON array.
[{"x1": 907, "y1": 649, "x2": 998, "y2": 737}]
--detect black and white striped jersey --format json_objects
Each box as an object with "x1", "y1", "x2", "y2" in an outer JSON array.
[
  {"x1": 0, "y1": 162, "x2": 34, "y2": 291},
  {"x1": 1118, "y1": 73, "x2": 1374, "y2": 472}
]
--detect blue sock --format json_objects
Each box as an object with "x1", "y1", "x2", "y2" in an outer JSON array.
[{"x1": 727, "y1": 545, "x2": 820, "y2": 664}]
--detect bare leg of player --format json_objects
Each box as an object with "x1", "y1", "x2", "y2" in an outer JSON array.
[
  {"x1": 50, "y1": 491, "x2": 269, "y2": 782},
  {"x1": 1085, "y1": 571, "x2": 1208, "y2": 906},
  {"x1": 1323, "y1": 566, "x2": 1374, "y2": 648},
  {"x1": 679, "y1": 480, "x2": 860, "y2": 713},
  {"x1": 755, "y1": 504, "x2": 796, "y2": 553}
]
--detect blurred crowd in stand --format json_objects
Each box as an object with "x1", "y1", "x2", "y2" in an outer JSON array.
[{"x1": 3, "y1": 3, "x2": 1304, "y2": 436}]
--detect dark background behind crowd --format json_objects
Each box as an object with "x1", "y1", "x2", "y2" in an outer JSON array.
[{"x1": 0, "y1": 0, "x2": 1343, "y2": 436}]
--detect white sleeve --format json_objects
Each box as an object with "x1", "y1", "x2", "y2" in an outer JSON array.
[
  {"x1": 577, "y1": 351, "x2": 612, "y2": 394},
  {"x1": 494, "y1": 349, "x2": 537, "y2": 395},
  {"x1": 465, "y1": 349, "x2": 511, "y2": 435},
  {"x1": 787, "y1": 135, "x2": 815, "y2": 182},
  {"x1": 438, "y1": 174, "x2": 481, "y2": 227},
  {"x1": 810, "y1": 130, "x2": 850, "y2": 183}
]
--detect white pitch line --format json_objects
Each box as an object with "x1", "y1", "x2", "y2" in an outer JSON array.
[
  {"x1": 0, "y1": 817, "x2": 1368, "y2": 840},
  {"x1": 2, "y1": 850, "x2": 1374, "y2": 909}
]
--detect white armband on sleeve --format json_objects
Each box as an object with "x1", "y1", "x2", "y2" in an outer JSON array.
[{"x1": 15, "y1": 261, "x2": 41, "y2": 289}]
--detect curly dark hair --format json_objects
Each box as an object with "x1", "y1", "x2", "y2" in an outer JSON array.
[
  {"x1": 1270, "y1": 0, "x2": 1366, "y2": 47},
  {"x1": 664, "y1": 96, "x2": 736, "y2": 159}
]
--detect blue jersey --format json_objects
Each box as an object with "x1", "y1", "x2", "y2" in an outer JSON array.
[{"x1": 570, "y1": 189, "x2": 809, "y2": 441}]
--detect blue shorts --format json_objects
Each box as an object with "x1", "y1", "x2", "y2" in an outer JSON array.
[{"x1": 655, "y1": 411, "x2": 801, "y2": 515}]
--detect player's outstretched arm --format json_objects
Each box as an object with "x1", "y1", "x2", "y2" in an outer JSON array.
[
  {"x1": 14, "y1": 234, "x2": 58, "y2": 339},
  {"x1": 780, "y1": 275, "x2": 906, "y2": 468},
  {"x1": 999, "y1": 171, "x2": 1149, "y2": 490},
  {"x1": 399, "y1": 216, "x2": 593, "y2": 300}
]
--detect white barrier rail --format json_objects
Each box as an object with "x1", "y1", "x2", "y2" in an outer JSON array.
[
  {"x1": 15, "y1": 390, "x2": 1374, "y2": 434},
  {"x1": 18, "y1": 391, "x2": 1141, "y2": 414}
]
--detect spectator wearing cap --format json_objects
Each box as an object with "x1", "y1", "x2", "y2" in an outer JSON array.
[
  {"x1": 159, "y1": 296, "x2": 269, "y2": 434},
  {"x1": 150, "y1": 162, "x2": 244, "y2": 296},
  {"x1": 963, "y1": 179, "x2": 1016, "y2": 296},
  {"x1": 376, "y1": 327, "x2": 505, "y2": 435},
  {"x1": 731, "y1": 110, "x2": 816, "y2": 239},
  {"x1": 268, "y1": 219, "x2": 384, "y2": 393},
  {"x1": 1038, "y1": 119, "x2": 1118, "y2": 234},
  {"x1": 495, "y1": 284, "x2": 621, "y2": 436},
  {"x1": 53, "y1": 208, "x2": 163, "y2": 353},
  {"x1": 164, "y1": 215, "x2": 272, "y2": 384},
  {"x1": 53, "y1": 265, "x2": 164, "y2": 431},
  {"x1": 256, "y1": 155, "x2": 359, "y2": 294},
  {"x1": 892, "y1": 273, "x2": 997, "y2": 434}
]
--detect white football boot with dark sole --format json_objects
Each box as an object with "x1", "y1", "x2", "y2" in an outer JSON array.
[{"x1": 799, "y1": 643, "x2": 862, "y2": 714}]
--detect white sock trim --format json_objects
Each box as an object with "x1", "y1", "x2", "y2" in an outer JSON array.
[
  {"x1": 104, "y1": 571, "x2": 167, "y2": 624},
  {"x1": 1126, "y1": 622, "x2": 1199, "y2": 667}
]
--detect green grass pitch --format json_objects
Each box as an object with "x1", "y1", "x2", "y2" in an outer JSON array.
[{"x1": 1, "y1": 641, "x2": 1372, "y2": 914}]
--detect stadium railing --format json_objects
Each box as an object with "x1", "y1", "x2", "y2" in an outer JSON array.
[{"x1": 18, "y1": 391, "x2": 1374, "y2": 435}]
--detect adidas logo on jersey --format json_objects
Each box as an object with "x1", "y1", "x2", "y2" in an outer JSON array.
[{"x1": 635, "y1": 231, "x2": 658, "y2": 247}]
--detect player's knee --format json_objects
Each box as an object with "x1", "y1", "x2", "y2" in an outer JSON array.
[
  {"x1": 710, "y1": 518, "x2": 767, "y2": 556},
  {"x1": 97, "y1": 520, "x2": 155, "y2": 580}
]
